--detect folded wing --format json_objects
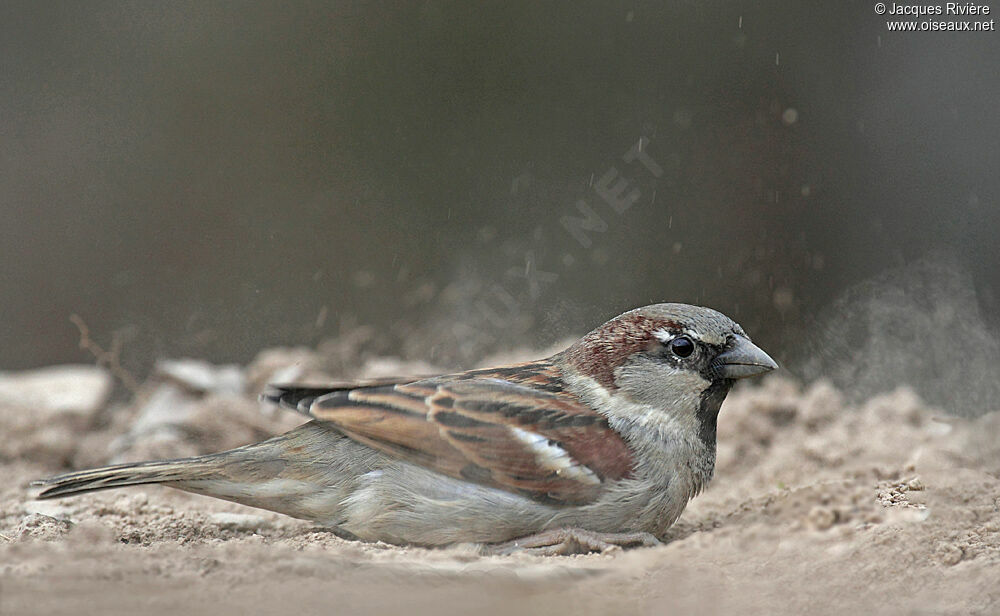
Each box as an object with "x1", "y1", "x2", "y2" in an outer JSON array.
[{"x1": 266, "y1": 364, "x2": 634, "y2": 505}]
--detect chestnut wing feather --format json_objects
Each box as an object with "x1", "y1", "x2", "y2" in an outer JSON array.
[{"x1": 306, "y1": 372, "x2": 634, "y2": 505}]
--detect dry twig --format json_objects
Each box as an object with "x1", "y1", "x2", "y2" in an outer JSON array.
[{"x1": 70, "y1": 314, "x2": 142, "y2": 396}]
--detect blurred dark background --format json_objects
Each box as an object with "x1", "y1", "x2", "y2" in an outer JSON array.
[{"x1": 2, "y1": 2, "x2": 998, "y2": 412}]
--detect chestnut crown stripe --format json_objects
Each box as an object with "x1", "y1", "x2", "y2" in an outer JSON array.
[{"x1": 564, "y1": 314, "x2": 681, "y2": 389}]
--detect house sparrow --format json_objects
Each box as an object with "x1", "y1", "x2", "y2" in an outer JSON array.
[{"x1": 32, "y1": 303, "x2": 776, "y2": 554}]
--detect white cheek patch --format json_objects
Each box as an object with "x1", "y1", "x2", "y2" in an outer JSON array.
[
  {"x1": 508, "y1": 427, "x2": 601, "y2": 486},
  {"x1": 569, "y1": 367, "x2": 708, "y2": 440}
]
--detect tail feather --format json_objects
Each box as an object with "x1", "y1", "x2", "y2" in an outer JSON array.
[{"x1": 31, "y1": 457, "x2": 218, "y2": 500}]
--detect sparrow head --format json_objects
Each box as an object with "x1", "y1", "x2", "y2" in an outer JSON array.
[{"x1": 563, "y1": 303, "x2": 777, "y2": 445}]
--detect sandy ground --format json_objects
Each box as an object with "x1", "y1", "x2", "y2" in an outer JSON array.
[{"x1": 1, "y1": 349, "x2": 999, "y2": 616}]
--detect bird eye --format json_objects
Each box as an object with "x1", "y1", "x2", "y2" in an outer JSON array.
[{"x1": 669, "y1": 336, "x2": 695, "y2": 358}]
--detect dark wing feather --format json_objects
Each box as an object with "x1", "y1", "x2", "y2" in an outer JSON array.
[
  {"x1": 262, "y1": 376, "x2": 423, "y2": 416},
  {"x1": 297, "y1": 362, "x2": 635, "y2": 505}
]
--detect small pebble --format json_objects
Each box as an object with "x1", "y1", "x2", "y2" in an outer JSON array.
[
  {"x1": 936, "y1": 543, "x2": 963, "y2": 566},
  {"x1": 807, "y1": 507, "x2": 837, "y2": 531}
]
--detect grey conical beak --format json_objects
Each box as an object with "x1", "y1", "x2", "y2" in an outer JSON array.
[{"x1": 713, "y1": 336, "x2": 778, "y2": 380}]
